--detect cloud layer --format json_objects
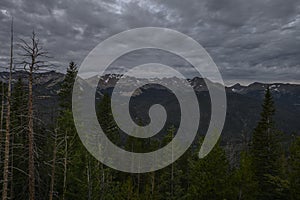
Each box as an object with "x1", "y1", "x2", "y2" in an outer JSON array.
[{"x1": 0, "y1": 0, "x2": 299, "y2": 84}]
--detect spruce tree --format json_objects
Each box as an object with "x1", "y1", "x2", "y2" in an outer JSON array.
[
  {"x1": 234, "y1": 151, "x2": 258, "y2": 200},
  {"x1": 157, "y1": 126, "x2": 187, "y2": 200},
  {"x1": 289, "y1": 136, "x2": 300, "y2": 199},
  {"x1": 97, "y1": 93, "x2": 119, "y2": 145},
  {"x1": 59, "y1": 61, "x2": 77, "y2": 110},
  {"x1": 56, "y1": 61, "x2": 81, "y2": 199},
  {"x1": 188, "y1": 139, "x2": 232, "y2": 200},
  {"x1": 251, "y1": 87, "x2": 285, "y2": 199},
  {"x1": 10, "y1": 77, "x2": 28, "y2": 199}
]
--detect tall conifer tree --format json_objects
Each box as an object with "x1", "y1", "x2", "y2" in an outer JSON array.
[
  {"x1": 289, "y1": 136, "x2": 300, "y2": 199},
  {"x1": 251, "y1": 87, "x2": 285, "y2": 199}
]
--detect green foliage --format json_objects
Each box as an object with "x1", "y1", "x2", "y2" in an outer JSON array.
[
  {"x1": 59, "y1": 61, "x2": 77, "y2": 110},
  {"x1": 250, "y1": 87, "x2": 288, "y2": 199},
  {"x1": 234, "y1": 151, "x2": 258, "y2": 200},
  {"x1": 2, "y1": 69, "x2": 299, "y2": 200},
  {"x1": 10, "y1": 77, "x2": 29, "y2": 199},
  {"x1": 157, "y1": 126, "x2": 188, "y2": 200},
  {"x1": 289, "y1": 136, "x2": 300, "y2": 199},
  {"x1": 188, "y1": 139, "x2": 233, "y2": 200},
  {"x1": 251, "y1": 88, "x2": 288, "y2": 199},
  {"x1": 97, "y1": 93, "x2": 120, "y2": 145}
]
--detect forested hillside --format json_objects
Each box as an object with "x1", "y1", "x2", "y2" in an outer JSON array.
[{"x1": 0, "y1": 32, "x2": 299, "y2": 200}]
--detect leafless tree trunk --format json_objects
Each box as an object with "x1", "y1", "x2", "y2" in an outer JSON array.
[
  {"x1": 49, "y1": 129, "x2": 58, "y2": 200},
  {"x1": 151, "y1": 172, "x2": 155, "y2": 196},
  {"x1": 2, "y1": 17, "x2": 13, "y2": 200},
  {"x1": 87, "y1": 156, "x2": 92, "y2": 200},
  {"x1": 170, "y1": 131, "x2": 174, "y2": 199},
  {"x1": 137, "y1": 173, "x2": 140, "y2": 197},
  {"x1": 0, "y1": 82, "x2": 4, "y2": 161},
  {"x1": 62, "y1": 132, "x2": 68, "y2": 200},
  {"x1": 28, "y1": 59, "x2": 35, "y2": 200},
  {"x1": 100, "y1": 162, "x2": 105, "y2": 199},
  {"x1": 19, "y1": 31, "x2": 49, "y2": 200},
  {"x1": 10, "y1": 132, "x2": 14, "y2": 200},
  {"x1": 238, "y1": 189, "x2": 243, "y2": 200}
]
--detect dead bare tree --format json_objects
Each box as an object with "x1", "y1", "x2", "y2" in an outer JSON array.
[
  {"x1": 0, "y1": 81, "x2": 4, "y2": 163},
  {"x1": 49, "y1": 128, "x2": 58, "y2": 200},
  {"x1": 19, "y1": 31, "x2": 49, "y2": 200},
  {"x1": 2, "y1": 17, "x2": 14, "y2": 200},
  {"x1": 62, "y1": 131, "x2": 68, "y2": 200}
]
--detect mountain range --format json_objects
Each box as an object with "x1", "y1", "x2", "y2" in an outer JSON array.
[{"x1": 1, "y1": 71, "x2": 299, "y2": 143}]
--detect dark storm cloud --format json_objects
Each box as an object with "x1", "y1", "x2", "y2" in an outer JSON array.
[{"x1": 0, "y1": 0, "x2": 299, "y2": 84}]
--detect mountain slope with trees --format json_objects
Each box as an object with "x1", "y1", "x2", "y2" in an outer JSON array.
[{"x1": 0, "y1": 31, "x2": 299, "y2": 199}]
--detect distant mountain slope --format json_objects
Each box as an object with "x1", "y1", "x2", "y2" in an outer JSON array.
[{"x1": 1, "y1": 71, "x2": 299, "y2": 142}]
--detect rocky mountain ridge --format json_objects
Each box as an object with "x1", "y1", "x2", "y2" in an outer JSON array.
[{"x1": 0, "y1": 71, "x2": 299, "y2": 142}]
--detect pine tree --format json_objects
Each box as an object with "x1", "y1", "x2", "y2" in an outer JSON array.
[
  {"x1": 234, "y1": 151, "x2": 258, "y2": 200},
  {"x1": 251, "y1": 87, "x2": 286, "y2": 199},
  {"x1": 188, "y1": 138, "x2": 232, "y2": 200},
  {"x1": 289, "y1": 136, "x2": 300, "y2": 199},
  {"x1": 56, "y1": 61, "x2": 79, "y2": 199},
  {"x1": 157, "y1": 126, "x2": 187, "y2": 200},
  {"x1": 59, "y1": 61, "x2": 77, "y2": 110},
  {"x1": 10, "y1": 77, "x2": 28, "y2": 199},
  {"x1": 96, "y1": 93, "x2": 119, "y2": 145}
]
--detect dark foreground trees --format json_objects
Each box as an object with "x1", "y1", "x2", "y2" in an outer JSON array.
[
  {"x1": 1, "y1": 67, "x2": 299, "y2": 199},
  {"x1": 251, "y1": 87, "x2": 289, "y2": 199},
  {"x1": 289, "y1": 136, "x2": 300, "y2": 199},
  {"x1": 0, "y1": 30, "x2": 299, "y2": 199},
  {"x1": 188, "y1": 139, "x2": 232, "y2": 199}
]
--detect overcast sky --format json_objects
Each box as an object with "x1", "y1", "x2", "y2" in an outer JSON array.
[{"x1": 0, "y1": 0, "x2": 299, "y2": 85}]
